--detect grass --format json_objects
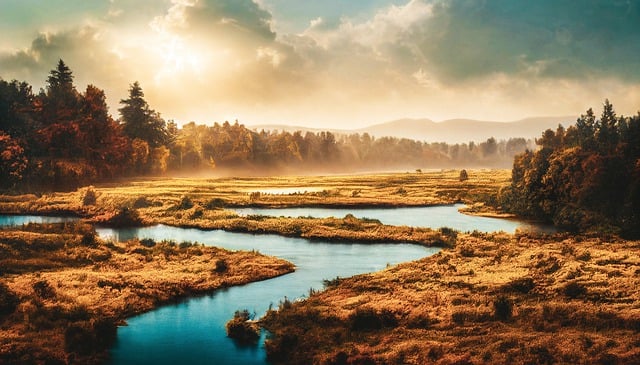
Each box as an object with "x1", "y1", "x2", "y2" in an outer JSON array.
[
  {"x1": 261, "y1": 232, "x2": 640, "y2": 364},
  {"x1": 0, "y1": 169, "x2": 510, "y2": 215},
  {"x1": 0, "y1": 223, "x2": 294, "y2": 364},
  {"x1": 0, "y1": 170, "x2": 509, "y2": 247},
  {"x1": 5, "y1": 169, "x2": 633, "y2": 364}
]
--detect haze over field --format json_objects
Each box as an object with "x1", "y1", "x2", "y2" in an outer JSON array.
[
  {"x1": 254, "y1": 116, "x2": 578, "y2": 143},
  {"x1": 1, "y1": 0, "x2": 639, "y2": 129}
]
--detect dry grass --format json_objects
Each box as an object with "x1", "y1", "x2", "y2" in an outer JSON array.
[
  {"x1": 0, "y1": 170, "x2": 508, "y2": 247},
  {"x1": 0, "y1": 223, "x2": 294, "y2": 364},
  {"x1": 0, "y1": 169, "x2": 509, "y2": 216},
  {"x1": 262, "y1": 232, "x2": 640, "y2": 365}
]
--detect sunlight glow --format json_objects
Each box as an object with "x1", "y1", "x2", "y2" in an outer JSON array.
[{"x1": 159, "y1": 36, "x2": 204, "y2": 75}]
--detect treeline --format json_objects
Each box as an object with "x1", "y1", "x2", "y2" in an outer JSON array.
[
  {"x1": 1, "y1": 59, "x2": 531, "y2": 191},
  {"x1": 0, "y1": 60, "x2": 172, "y2": 190},
  {"x1": 500, "y1": 100, "x2": 640, "y2": 237},
  {"x1": 169, "y1": 122, "x2": 532, "y2": 173}
]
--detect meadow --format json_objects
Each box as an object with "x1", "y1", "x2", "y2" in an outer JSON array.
[
  {"x1": 0, "y1": 222, "x2": 293, "y2": 364},
  {"x1": 3, "y1": 169, "x2": 636, "y2": 364}
]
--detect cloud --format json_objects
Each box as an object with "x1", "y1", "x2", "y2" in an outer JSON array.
[{"x1": 0, "y1": 0, "x2": 639, "y2": 127}]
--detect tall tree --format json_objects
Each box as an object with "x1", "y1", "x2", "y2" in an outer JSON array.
[
  {"x1": 41, "y1": 59, "x2": 80, "y2": 126},
  {"x1": 119, "y1": 82, "x2": 167, "y2": 147}
]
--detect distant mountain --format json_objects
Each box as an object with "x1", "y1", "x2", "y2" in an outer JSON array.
[{"x1": 251, "y1": 116, "x2": 576, "y2": 143}]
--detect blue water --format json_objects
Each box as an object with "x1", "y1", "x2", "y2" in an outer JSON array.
[
  {"x1": 234, "y1": 204, "x2": 555, "y2": 233},
  {"x1": 0, "y1": 207, "x2": 550, "y2": 365},
  {"x1": 0, "y1": 215, "x2": 76, "y2": 226},
  {"x1": 95, "y1": 226, "x2": 435, "y2": 365}
]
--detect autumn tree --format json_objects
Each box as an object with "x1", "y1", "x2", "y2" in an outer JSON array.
[
  {"x1": 0, "y1": 132, "x2": 27, "y2": 189},
  {"x1": 501, "y1": 101, "x2": 640, "y2": 237},
  {"x1": 0, "y1": 79, "x2": 38, "y2": 140}
]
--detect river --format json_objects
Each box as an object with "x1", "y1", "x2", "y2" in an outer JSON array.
[
  {"x1": 234, "y1": 203, "x2": 555, "y2": 233},
  {"x1": 0, "y1": 205, "x2": 551, "y2": 364}
]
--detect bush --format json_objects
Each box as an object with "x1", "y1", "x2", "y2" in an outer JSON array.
[
  {"x1": 349, "y1": 307, "x2": 397, "y2": 331},
  {"x1": 205, "y1": 198, "x2": 226, "y2": 209},
  {"x1": 132, "y1": 196, "x2": 152, "y2": 208},
  {"x1": 504, "y1": 277, "x2": 536, "y2": 294},
  {"x1": 214, "y1": 259, "x2": 228, "y2": 273},
  {"x1": 493, "y1": 295, "x2": 513, "y2": 321},
  {"x1": 33, "y1": 280, "x2": 56, "y2": 299},
  {"x1": 0, "y1": 283, "x2": 19, "y2": 317},
  {"x1": 107, "y1": 207, "x2": 142, "y2": 227},
  {"x1": 459, "y1": 169, "x2": 469, "y2": 182},
  {"x1": 225, "y1": 309, "x2": 260, "y2": 344},
  {"x1": 82, "y1": 187, "x2": 97, "y2": 206},
  {"x1": 140, "y1": 238, "x2": 156, "y2": 248},
  {"x1": 564, "y1": 281, "x2": 587, "y2": 299},
  {"x1": 80, "y1": 232, "x2": 97, "y2": 247},
  {"x1": 178, "y1": 196, "x2": 194, "y2": 210}
]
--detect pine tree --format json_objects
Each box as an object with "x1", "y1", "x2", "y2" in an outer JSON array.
[{"x1": 119, "y1": 82, "x2": 167, "y2": 147}]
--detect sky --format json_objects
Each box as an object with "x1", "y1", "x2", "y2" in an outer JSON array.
[{"x1": 1, "y1": 0, "x2": 639, "y2": 129}]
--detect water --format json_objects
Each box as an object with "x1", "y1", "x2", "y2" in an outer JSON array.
[
  {"x1": 0, "y1": 215, "x2": 76, "y2": 226},
  {"x1": 1, "y1": 208, "x2": 551, "y2": 365},
  {"x1": 235, "y1": 203, "x2": 555, "y2": 233},
  {"x1": 95, "y1": 226, "x2": 435, "y2": 365}
]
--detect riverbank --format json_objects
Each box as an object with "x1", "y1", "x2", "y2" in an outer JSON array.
[
  {"x1": 0, "y1": 170, "x2": 509, "y2": 216},
  {"x1": 0, "y1": 170, "x2": 509, "y2": 248},
  {"x1": 0, "y1": 222, "x2": 294, "y2": 364},
  {"x1": 261, "y1": 231, "x2": 640, "y2": 364}
]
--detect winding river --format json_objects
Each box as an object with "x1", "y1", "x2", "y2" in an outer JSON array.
[
  {"x1": 0, "y1": 205, "x2": 553, "y2": 364},
  {"x1": 234, "y1": 203, "x2": 555, "y2": 233}
]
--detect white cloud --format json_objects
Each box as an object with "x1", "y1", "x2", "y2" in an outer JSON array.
[{"x1": 1, "y1": 0, "x2": 639, "y2": 128}]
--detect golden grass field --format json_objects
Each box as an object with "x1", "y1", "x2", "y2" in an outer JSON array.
[
  {"x1": 2, "y1": 169, "x2": 637, "y2": 364},
  {"x1": 262, "y1": 231, "x2": 640, "y2": 364},
  {"x1": 0, "y1": 170, "x2": 508, "y2": 247},
  {"x1": 0, "y1": 223, "x2": 293, "y2": 364}
]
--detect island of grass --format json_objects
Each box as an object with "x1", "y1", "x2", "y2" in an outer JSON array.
[
  {"x1": 0, "y1": 222, "x2": 294, "y2": 364},
  {"x1": 0, "y1": 170, "x2": 509, "y2": 249},
  {"x1": 261, "y1": 231, "x2": 640, "y2": 364}
]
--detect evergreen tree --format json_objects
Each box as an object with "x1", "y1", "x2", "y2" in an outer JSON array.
[
  {"x1": 41, "y1": 59, "x2": 80, "y2": 126},
  {"x1": 119, "y1": 82, "x2": 167, "y2": 147}
]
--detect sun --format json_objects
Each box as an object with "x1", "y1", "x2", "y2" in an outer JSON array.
[{"x1": 160, "y1": 36, "x2": 204, "y2": 74}]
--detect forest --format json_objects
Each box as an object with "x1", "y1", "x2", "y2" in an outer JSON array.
[
  {"x1": 499, "y1": 100, "x2": 640, "y2": 238},
  {"x1": 1, "y1": 60, "x2": 531, "y2": 191}
]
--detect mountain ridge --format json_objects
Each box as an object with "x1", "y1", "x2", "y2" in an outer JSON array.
[{"x1": 250, "y1": 116, "x2": 576, "y2": 143}]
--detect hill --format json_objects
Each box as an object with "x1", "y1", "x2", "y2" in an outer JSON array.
[{"x1": 251, "y1": 116, "x2": 576, "y2": 143}]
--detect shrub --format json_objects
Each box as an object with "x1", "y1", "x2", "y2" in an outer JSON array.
[
  {"x1": 178, "y1": 196, "x2": 194, "y2": 210},
  {"x1": 214, "y1": 259, "x2": 228, "y2": 273},
  {"x1": 80, "y1": 232, "x2": 97, "y2": 247},
  {"x1": 349, "y1": 307, "x2": 397, "y2": 331},
  {"x1": 225, "y1": 309, "x2": 260, "y2": 344},
  {"x1": 140, "y1": 238, "x2": 156, "y2": 248},
  {"x1": 33, "y1": 280, "x2": 56, "y2": 299},
  {"x1": 107, "y1": 207, "x2": 142, "y2": 227},
  {"x1": 205, "y1": 198, "x2": 226, "y2": 209},
  {"x1": 179, "y1": 241, "x2": 193, "y2": 249},
  {"x1": 564, "y1": 281, "x2": 587, "y2": 299},
  {"x1": 0, "y1": 283, "x2": 19, "y2": 317},
  {"x1": 504, "y1": 277, "x2": 536, "y2": 294},
  {"x1": 191, "y1": 208, "x2": 204, "y2": 219},
  {"x1": 493, "y1": 295, "x2": 513, "y2": 321},
  {"x1": 82, "y1": 187, "x2": 97, "y2": 206},
  {"x1": 132, "y1": 196, "x2": 151, "y2": 208},
  {"x1": 459, "y1": 169, "x2": 469, "y2": 182}
]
